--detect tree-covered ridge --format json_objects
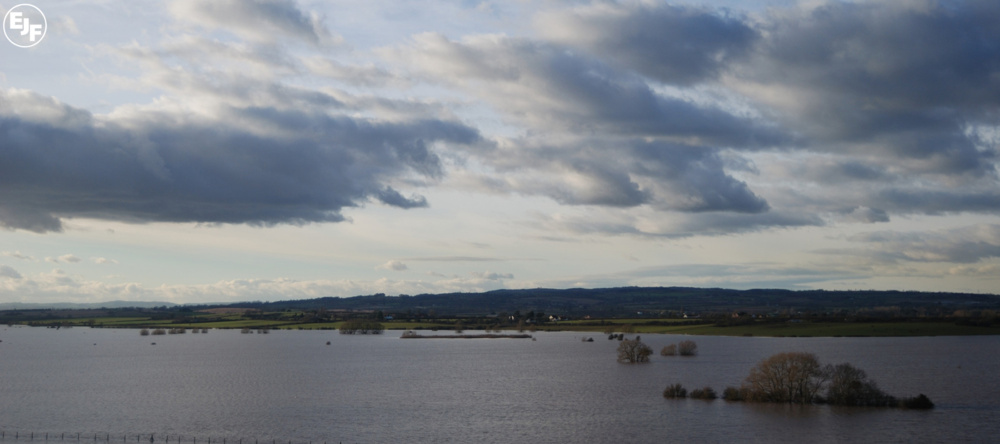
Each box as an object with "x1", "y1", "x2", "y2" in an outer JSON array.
[
  {"x1": 230, "y1": 286, "x2": 999, "y2": 317},
  {"x1": 2, "y1": 286, "x2": 997, "y2": 335}
]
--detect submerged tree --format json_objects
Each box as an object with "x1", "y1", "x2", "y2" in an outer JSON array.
[
  {"x1": 617, "y1": 338, "x2": 653, "y2": 364},
  {"x1": 690, "y1": 387, "x2": 717, "y2": 400},
  {"x1": 712, "y1": 352, "x2": 933, "y2": 409},
  {"x1": 660, "y1": 344, "x2": 677, "y2": 356},
  {"x1": 743, "y1": 352, "x2": 826, "y2": 403},
  {"x1": 663, "y1": 384, "x2": 687, "y2": 398},
  {"x1": 678, "y1": 340, "x2": 698, "y2": 356},
  {"x1": 824, "y1": 363, "x2": 896, "y2": 407}
]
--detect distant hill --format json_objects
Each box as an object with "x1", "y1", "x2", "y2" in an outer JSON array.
[
  {"x1": 205, "y1": 287, "x2": 1000, "y2": 317},
  {"x1": 5, "y1": 287, "x2": 997, "y2": 318}
]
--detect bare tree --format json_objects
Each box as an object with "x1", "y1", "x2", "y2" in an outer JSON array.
[
  {"x1": 678, "y1": 340, "x2": 698, "y2": 356},
  {"x1": 743, "y1": 352, "x2": 826, "y2": 403},
  {"x1": 690, "y1": 387, "x2": 717, "y2": 400},
  {"x1": 824, "y1": 363, "x2": 895, "y2": 407},
  {"x1": 617, "y1": 338, "x2": 652, "y2": 364},
  {"x1": 660, "y1": 344, "x2": 677, "y2": 356},
  {"x1": 663, "y1": 384, "x2": 687, "y2": 398}
]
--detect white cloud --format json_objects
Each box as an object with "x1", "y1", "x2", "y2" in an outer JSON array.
[
  {"x1": 1, "y1": 251, "x2": 35, "y2": 261},
  {"x1": 377, "y1": 260, "x2": 408, "y2": 271},
  {"x1": 91, "y1": 257, "x2": 119, "y2": 265},
  {"x1": 470, "y1": 271, "x2": 513, "y2": 280},
  {"x1": 45, "y1": 254, "x2": 82, "y2": 264}
]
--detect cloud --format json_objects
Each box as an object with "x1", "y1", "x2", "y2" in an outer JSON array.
[
  {"x1": 0, "y1": 273, "x2": 520, "y2": 304},
  {"x1": 537, "y1": 2, "x2": 756, "y2": 85},
  {"x1": 393, "y1": 33, "x2": 786, "y2": 147},
  {"x1": 303, "y1": 57, "x2": 402, "y2": 87},
  {"x1": 449, "y1": 1, "x2": 1000, "y2": 232},
  {"x1": 732, "y1": 1, "x2": 1000, "y2": 194},
  {"x1": 91, "y1": 257, "x2": 119, "y2": 265},
  {"x1": 0, "y1": 88, "x2": 480, "y2": 232},
  {"x1": 377, "y1": 260, "x2": 408, "y2": 271},
  {"x1": 2, "y1": 251, "x2": 34, "y2": 261},
  {"x1": 843, "y1": 224, "x2": 1000, "y2": 264},
  {"x1": 389, "y1": 32, "x2": 780, "y2": 215},
  {"x1": 7, "y1": 0, "x2": 1000, "y2": 246},
  {"x1": 0, "y1": 266, "x2": 21, "y2": 279},
  {"x1": 470, "y1": 271, "x2": 513, "y2": 280},
  {"x1": 168, "y1": 0, "x2": 341, "y2": 46},
  {"x1": 406, "y1": 256, "x2": 505, "y2": 262},
  {"x1": 46, "y1": 255, "x2": 81, "y2": 264},
  {"x1": 525, "y1": 262, "x2": 862, "y2": 291}
]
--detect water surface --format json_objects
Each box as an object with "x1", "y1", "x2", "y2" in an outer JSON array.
[{"x1": 1, "y1": 327, "x2": 997, "y2": 443}]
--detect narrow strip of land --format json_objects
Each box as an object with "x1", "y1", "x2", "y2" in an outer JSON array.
[{"x1": 399, "y1": 333, "x2": 533, "y2": 339}]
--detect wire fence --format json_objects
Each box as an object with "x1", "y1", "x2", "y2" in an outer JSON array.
[{"x1": 0, "y1": 433, "x2": 339, "y2": 444}]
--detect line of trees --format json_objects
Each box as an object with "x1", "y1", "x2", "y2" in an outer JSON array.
[
  {"x1": 339, "y1": 319, "x2": 385, "y2": 334},
  {"x1": 618, "y1": 337, "x2": 698, "y2": 363},
  {"x1": 660, "y1": 340, "x2": 697, "y2": 356},
  {"x1": 661, "y1": 351, "x2": 934, "y2": 409}
]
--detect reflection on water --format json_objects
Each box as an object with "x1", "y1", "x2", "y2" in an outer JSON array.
[{"x1": 0, "y1": 327, "x2": 997, "y2": 444}]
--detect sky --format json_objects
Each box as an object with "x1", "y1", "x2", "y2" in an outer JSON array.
[{"x1": 1, "y1": 0, "x2": 999, "y2": 305}]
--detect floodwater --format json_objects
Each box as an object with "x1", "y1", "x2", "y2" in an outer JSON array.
[{"x1": 0, "y1": 327, "x2": 997, "y2": 443}]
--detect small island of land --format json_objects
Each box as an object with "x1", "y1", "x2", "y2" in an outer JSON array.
[{"x1": 400, "y1": 331, "x2": 533, "y2": 339}]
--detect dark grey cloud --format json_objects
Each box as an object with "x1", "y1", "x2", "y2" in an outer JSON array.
[
  {"x1": 629, "y1": 140, "x2": 768, "y2": 213},
  {"x1": 526, "y1": 0, "x2": 1000, "y2": 229},
  {"x1": 743, "y1": 1, "x2": 1000, "y2": 176},
  {"x1": 0, "y1": 89, "x2": 480, "y2": 232},
  {"x1": 394, "y1": 32, "x2": 784, "y2": 216},
  {"x1": 540, "y1": 3, "x2": 756, "y2": 85},
  {"x1": 527, "y1": 0, "x2": 1000, "y2": 232},
  {"x1": 395, "y1": 33, "x2": 788, "y2": 147},
  {"x1": 840, "y1": 206, "x2": 890, "y2": 224},
  {"x1": 467, "y1": 138, "x2": 767, "y2": 212},
  {"x1": 873, "y1": 188, "x2": 1000, "y2": 215}
]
